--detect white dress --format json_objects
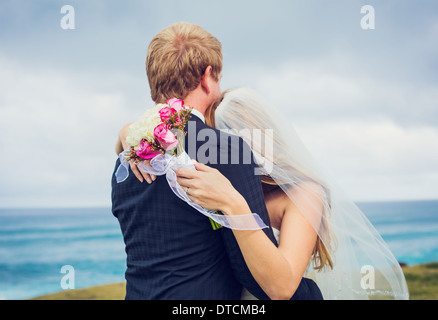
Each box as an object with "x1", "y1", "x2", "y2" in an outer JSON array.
[{"x1": 240, "y1": 227, "x2": 281, "y2": 300}]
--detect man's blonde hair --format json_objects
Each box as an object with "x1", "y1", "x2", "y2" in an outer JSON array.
[{"x1": 146, "y1": 22, "x2": 223, "y2": 103}]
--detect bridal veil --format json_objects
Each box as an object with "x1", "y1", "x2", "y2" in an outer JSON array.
[{"x1": 213, "y1": 87, "x2": 409, "y2": 300}]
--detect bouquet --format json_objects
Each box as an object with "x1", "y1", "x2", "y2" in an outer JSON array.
[
  {"x1": 124, "y1": 98, "x2": 191, "y2": 162},
  {"x1": 119, "y1": 98, "x2": 222, "y2": 230}
]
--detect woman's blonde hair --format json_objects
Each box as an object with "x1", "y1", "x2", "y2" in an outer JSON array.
[
  {"x1": 206, "y1": 93, "x2": 334, "y2": 271},
  {"x1": 146, "y1": 22, "x2": 223, "y2": 103}
]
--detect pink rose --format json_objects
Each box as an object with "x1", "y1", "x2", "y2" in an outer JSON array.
[
  {"x1": 159, "y1": 107, "x2": 171, "y2": 121},
  {"x1": 159, "y1": 107, "x2": 175, "y2": 121},
  {"x1": 136, "y1": 139, "x2": 161, "y2": 160},
  {"x1": 154, "y1": 123, "x2": 178, "y2": 150},
  {"x1": 167, "y1": 98, "x2": 184, "y2": 112}
]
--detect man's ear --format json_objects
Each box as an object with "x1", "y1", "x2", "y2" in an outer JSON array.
[{"x1": 200, "y1": 66, "x2": 213, "y2": 94}]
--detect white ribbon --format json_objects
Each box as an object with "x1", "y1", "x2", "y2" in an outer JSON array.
[{"x1": 115, "y1": 151, "x2": 268, "y2": 230}]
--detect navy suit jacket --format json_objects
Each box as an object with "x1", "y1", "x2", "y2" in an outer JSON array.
[{"x1": 111, "y1": 114, "x2": 322, "y2": 300}]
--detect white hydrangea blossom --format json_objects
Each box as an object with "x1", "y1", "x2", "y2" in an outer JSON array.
[{"x1": 126, "y1": 104, "x2": 167, "y2": 148}]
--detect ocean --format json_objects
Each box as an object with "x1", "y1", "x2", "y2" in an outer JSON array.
[
  {"x1": 0, "y1": 207, "x2": 126, "y2": 300},
  {"x1": 0, "y1": 200, "x2": 437, "y2": 300}
]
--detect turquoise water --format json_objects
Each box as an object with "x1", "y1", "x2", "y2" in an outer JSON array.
[
  {"x1": 0, "y1": 207, "x2": 126, "y2": 300},
  {"x1": 357, "y1": 200, "x2": 438, "y2": 266},
  {"x1": 0, "y1": 200, "x2": 437, "y2": 300}
]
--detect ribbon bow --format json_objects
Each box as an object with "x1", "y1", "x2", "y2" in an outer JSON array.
[{"x1": 115, "y1": 151, "x2": 268, "y2": 231}]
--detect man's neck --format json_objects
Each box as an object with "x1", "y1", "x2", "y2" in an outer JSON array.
[
  {"x1": 184, "y1": 99, "x2": 207, "y2": 116},
  {"x1": 183, "y1": 94, "x2": 208, "y2": 116}
]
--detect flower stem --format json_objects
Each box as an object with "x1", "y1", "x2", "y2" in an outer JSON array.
[{"x1": 210, "y1": 218, "x2": 223, "y2": 230}]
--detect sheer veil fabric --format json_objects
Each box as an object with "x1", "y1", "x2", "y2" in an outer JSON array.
[{"x1": 214, "y1": 87, "x2": 409, "y2": 300}]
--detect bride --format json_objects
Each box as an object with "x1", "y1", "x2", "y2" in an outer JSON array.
[{"x1": 118, "y1": 87, "x2": 409, "y2": 300}]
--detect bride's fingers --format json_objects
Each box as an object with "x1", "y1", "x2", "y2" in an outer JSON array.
[
  {"x1": 140, "y1": 170, "x2": 153, "y2": 184},
  {"x1": 175, "y1": 167, "x2": 201, "y2": 179},
  {"x1": 176, "y1": 176, "x2": 197, "y2": 189},
  {"x1": 139, "y1": 160, "x2": 156, "y2": 182},
  {"x1": 192, "y1": 160, "x2": 211, "y2": 172},
  {"x1": 130, "y1": 161, "x2": 154, "y2": 184},
  {"x1": 130, "y1": 161, "x2": 144, "y2": 183}
]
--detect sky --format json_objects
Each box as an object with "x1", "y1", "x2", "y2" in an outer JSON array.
[{"x1": 0, "y1": 0, "x2": 437, "y2": 207}]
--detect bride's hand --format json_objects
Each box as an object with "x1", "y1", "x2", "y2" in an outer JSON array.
[
  {"x1": 176, "y1": 161, "x2": 245, "y2": 215},
  {"x1": 130, "y1": 160, "x2": 156, "y2": 184},
  {"x1": 119, "y1": 123, "x2": 156, "y2": 184}
]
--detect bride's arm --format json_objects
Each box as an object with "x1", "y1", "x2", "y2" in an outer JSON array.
[
  {"x1": 115, "y1": 123, "x2": 133, "y2": 154},
  {"x1": 176, "y1": 161, "x2": 319, "y2": 300}
]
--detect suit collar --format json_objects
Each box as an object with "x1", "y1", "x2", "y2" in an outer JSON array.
[{"x1": 190, "y1": 109, "x2": 205, "y2": 123}]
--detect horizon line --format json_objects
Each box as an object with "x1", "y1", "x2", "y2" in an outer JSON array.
[{"x1": 1, "y1": 198, "x2": 438, "y2": 211}]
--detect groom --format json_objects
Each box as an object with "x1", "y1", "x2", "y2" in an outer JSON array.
[{"x1": 111, "y1": 22, "x2": 277, "y2": 300}]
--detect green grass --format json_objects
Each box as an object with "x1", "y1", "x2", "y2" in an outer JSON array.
[
  {"x1": 402, "y1": 262, "x2": 438, "y2": 300},
  {"x1": 30, "y1": 262, "x2": 438, "y2": 300},
  {"x1": 30, "y1": 282, "x2": 126, "y2": 300}
]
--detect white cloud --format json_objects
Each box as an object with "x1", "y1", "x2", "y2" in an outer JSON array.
[
  {"x1": 224, "y1": 55, "x2": 438, "y2": 127},
  {"x1": 0, "y1": 56, "x2": 147, "y2": 207},
  {"x1": 221, "y1": 57, "x2": 438, "y2": 201},
  {"x1": 294, "y1": 119, "x2": 438, "y2": 201}
]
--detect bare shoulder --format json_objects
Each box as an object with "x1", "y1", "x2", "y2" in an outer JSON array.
[
  {"x1": 120, "y1": 122, "x2": 134, "y2": 134},
  {"x1": 264, "y1": 188, "x2": 290, "y2": 230},
  {"x1": 265, "y1": 181, "x2": 325, "y2": 229}
]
